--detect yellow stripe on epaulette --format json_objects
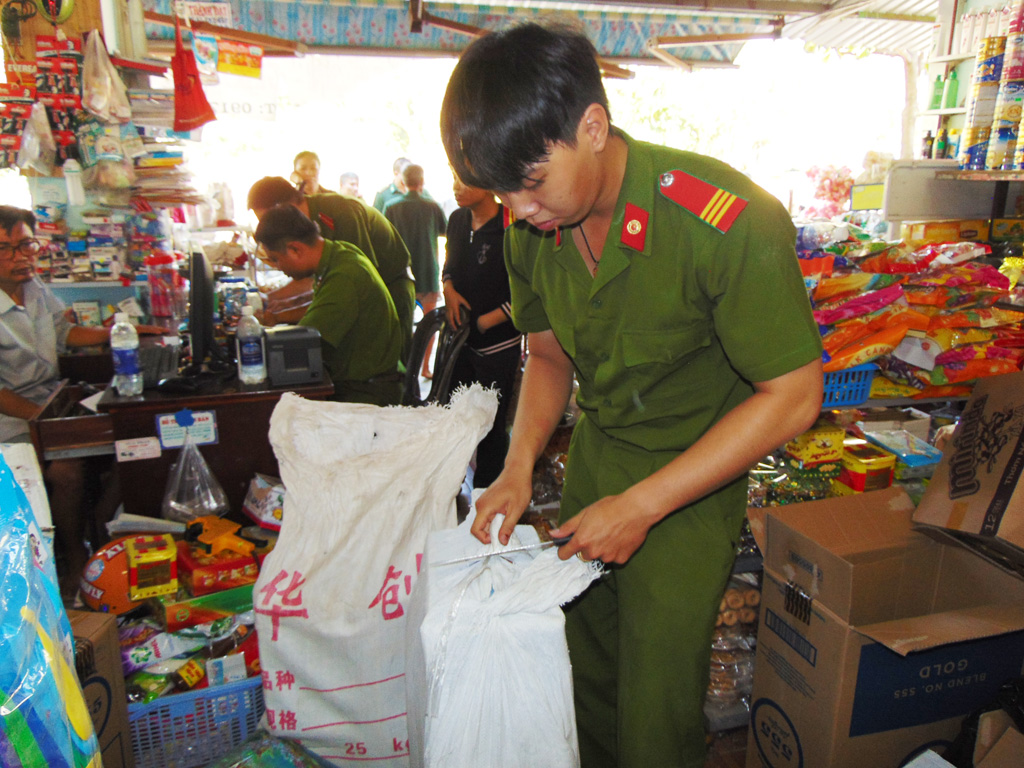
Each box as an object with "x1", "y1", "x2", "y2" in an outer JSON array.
[{"x1": 660, "y1": 170, "x2": 747, "y2": 234}]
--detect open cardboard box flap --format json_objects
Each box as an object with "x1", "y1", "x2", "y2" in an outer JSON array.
[
  {"x1": 914, "y1": 370, "x2": 1024, "y2": 555},
  {"x1": 762, "y1": 486, "x2": 1024, "y2": 657}
]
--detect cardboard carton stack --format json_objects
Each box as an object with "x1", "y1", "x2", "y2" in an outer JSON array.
[{"x1": 746, "y1": 369, "x2": 1024, "y2": 768}]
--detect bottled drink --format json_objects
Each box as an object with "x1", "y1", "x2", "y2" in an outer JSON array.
[
  {"x1": 921, "y1": 130, "x2": 935, "y2": 159},
  {"x1": 235, "y1": 305, "x2": 267, "y2": 384},
  {"x1": 929, "y1": 75, "x2": 945, "y2": 110},
  {"x1": 942, "y1": 69, "x2": 959, "y2": 109},
  {"x1": 933, "y1": 127, "x2": 949, "y2": 159},
  {"x1": 111, "y1": 312, "x2": 144, "y2": 396}
]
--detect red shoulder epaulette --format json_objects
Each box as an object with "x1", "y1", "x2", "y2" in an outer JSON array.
[
  {"x1": 317, "y1": 212, "x2": 335, "y2": 232},
  {"x1": 659, "y1": 170, "x2": 747, "y2": 234}
]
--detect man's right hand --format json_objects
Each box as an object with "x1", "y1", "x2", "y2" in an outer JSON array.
[{"x1": 471, "y1": 462, "x2": 533, "y2": 545}]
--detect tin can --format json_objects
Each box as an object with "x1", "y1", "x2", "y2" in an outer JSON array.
[
  {"x1": 966, "y1": 81, "x2": 1000, "y2": 127},
  {"x1": 994, "y1": 80, "x2": 1024, "y2": 127},
  {"x1": 960, "y1": 126, "x2": 992, "y2": 169},
  {"x1": 1004, "y1": 33, "x2": 1024, "y2": 79},
  {"x1": 985, "y1": 126, "x2": 1018, "y2": 169},
  {"x1": 975, "y1": 36, "x2": 1007, "y2": 82}
]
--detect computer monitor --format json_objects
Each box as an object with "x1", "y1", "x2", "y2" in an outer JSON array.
[{"x1": 184, "y1": 248, "x2": 232, "y2": 376}]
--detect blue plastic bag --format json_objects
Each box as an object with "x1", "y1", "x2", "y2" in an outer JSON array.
[{"x1": 0, "y1": 452, "x2": 100, "y2": 768}]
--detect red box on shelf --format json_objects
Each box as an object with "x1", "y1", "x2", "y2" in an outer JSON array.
[{"x1": 176, "y1": 540, "x2": 259, "y2": 597}]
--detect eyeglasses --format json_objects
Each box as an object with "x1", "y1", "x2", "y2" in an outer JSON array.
[{"x1": 0, "y1": 239, "x2": 42, "y2": 260}]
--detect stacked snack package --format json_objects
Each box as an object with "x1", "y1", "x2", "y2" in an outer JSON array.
[
  {"x1": 801, "y1": 223, "x2": 1024, "y2": 400},
  {"x1": 706, "y1": 574, "x2": 760, "y2": 713}
]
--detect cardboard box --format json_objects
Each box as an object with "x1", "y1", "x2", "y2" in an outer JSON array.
[
  {"x1": 913, "y1": 370, "x2": 1024, "y2": 560},
  {"x1": 901, "y1": 219, "x2": 988, "y2": 245},
  {"x1": 746, "y1": 488, "x2": 1024, "y2": 768},
  {"x1": 70, "y1": 610, "x2": 134, "y2": 768},
  {"x1": 855, "y1": 407, "x2": 932, "y2": 443}
]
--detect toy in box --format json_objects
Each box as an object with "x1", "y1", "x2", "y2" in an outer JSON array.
[
  {"x1": 863, "y1": 429, "x2": 943, "y2": 480},
  {"x1": 784, "y1": 419, "x2": 846, "y2": 468},
  {"x1": 832, "y1": 437, "x2": 896, "y2": 495},
  {"x1": 149, "y1": 583, "x2": 254, "y2": 632},
  {"x1": 242, "y1": 473, "x2": 285, "y2": 531},
  {"x1": 176, "y1": 540, "x2": 258, "y2": 596},
  {"x1": 125, "y1": 534, "x2": 178, "y2": 601}
]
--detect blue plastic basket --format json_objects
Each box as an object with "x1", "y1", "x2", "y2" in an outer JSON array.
[
  {"x1": 128, "y1": 675, "x2": 264, "y2": 768},
  {"x1": 822, "y1": 363, "x2": 875, "y2": 408}
]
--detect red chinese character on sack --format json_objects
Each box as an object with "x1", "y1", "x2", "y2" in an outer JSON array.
[
  {"x1": 266, "y1": 709, "x2": 276, "y2": 729},
  {"x1": 368, "y1": 564, "x2": 413, "y2": 620},
  {"x1": 279, "y1": 710, "x2": 298, "y2": 731},
  {"x1": 261, "y1": 670, "x2": 271, "y2": 690},
  {"x1": 256, "y1": 569, "x2": 308, "y2": 640},
  {"x1": 276, "y1": 670, "x2": 296, "y2": 690}
]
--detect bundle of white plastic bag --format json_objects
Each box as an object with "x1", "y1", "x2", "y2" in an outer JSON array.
[
  {"x1": 256, "y1": 387, "x2": 496, "y2": 765},
  {"x1": 406, "y1": 513, "x2": 603, "y2": 768}
]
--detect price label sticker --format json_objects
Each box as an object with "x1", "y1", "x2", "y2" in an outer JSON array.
[{"x1": 156, "y1": 410, "x2": 218, "y2": 448}]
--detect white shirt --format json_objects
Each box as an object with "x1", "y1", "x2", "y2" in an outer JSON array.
[{"x1": 0, "y1": 278, "x2": 71, "y2": 442}]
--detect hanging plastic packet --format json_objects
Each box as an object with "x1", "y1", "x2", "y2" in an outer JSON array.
[
  {"x1": 82, "y1": 29, "x2": 132, "y2": 123},
  {"x1": 16, "y1": 102, "x2": 57, "y2": 175},
  {"x1": 162, "y1": 414, "x2": 230, "y2": 523}
]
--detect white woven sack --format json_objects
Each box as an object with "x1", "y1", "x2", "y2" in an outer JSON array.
[
  {"x1": 406, "y1": 515, "x2": 603, "y2": 768},
  {"x1": 255, "y1": 387, "x2": 496, "y2": 766}
]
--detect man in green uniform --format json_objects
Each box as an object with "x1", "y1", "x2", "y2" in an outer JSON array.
[
  {"x1": 254, "y1": 205, "x2": 403, "y2": 406},
  {"x1": 248, "y1": 177, "x2": 416, "y2": 363},
  {"x1": 441, "y1": 23, "x2": 824, "y2": 768}
]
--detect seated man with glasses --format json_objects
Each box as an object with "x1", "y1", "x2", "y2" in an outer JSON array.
[{"x1": 0, "y1": 205, "x2": 160, "y2": 595}]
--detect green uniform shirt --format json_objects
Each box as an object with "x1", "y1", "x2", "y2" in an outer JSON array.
[
  {"x1": 507, "y1": 130, "x2": 822, "y2": 455},
  {"x1": 301, "y1": 239, "x2": 403, "y2": 405},
  {"x1": 306, "y1": 193, "x2": 416, "y2": 362}
]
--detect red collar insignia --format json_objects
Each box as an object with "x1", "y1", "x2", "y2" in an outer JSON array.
[
  {"x1": 317, "y1": 212, "x2": 334, "y2": 231},
  {"x1": 620, "y1": 203, "x2": 648, "y2": 250}
]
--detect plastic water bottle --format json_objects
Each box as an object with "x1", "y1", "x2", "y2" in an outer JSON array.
[
  {"x1": 111, "y1": 312, "x2": 144, "y2": 396},
  {"x1": 235, "y1": 306, "x2": 267, "y2": 384}
]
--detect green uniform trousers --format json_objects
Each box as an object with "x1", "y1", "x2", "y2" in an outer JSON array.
[{"x1": 560, "y1": 414, "x2": 745, "y2": 768}]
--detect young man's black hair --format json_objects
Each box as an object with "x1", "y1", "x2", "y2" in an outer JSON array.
[
  {"x1": 248, "y1": 176, "x2": 304, "y2": 212},
  {"x1": 254, "y1": 204, "x2": 320, "y2": 254},
  {"x1": 0, "y1": 205, "x2": 36, "y2": 234},
  {"x1": 440, "y1": 21, "x2": 610, "y2": 193}
]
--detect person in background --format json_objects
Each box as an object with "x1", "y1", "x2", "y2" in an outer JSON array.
[
  {"x1": 442, "y1": 174, "x2": 521, "y2": 487},
  {"x1": 0, "y1": 206, "x2": 164, "y2": 594},
  {"x1": 372, "y1": 156, "x2": 411, "y2": 212},
  {"x1": 254, "y1": 204, "x2": 403, "y2": 406},
  {"x1": 441, "y1": 22, "x2": 823, "y2": 768},
  {"x1": 339, "y1": 171, "x2": 362, "y2": 199},
  {"x1": 382, "y1": 164, "x2": 447, "y2": 378},
  {"x1": 292, "y1": 150, "x2": 331, "y2": 195},
  {"x1": 247, "y1": 177, "x2": 415, "y2": 363}
]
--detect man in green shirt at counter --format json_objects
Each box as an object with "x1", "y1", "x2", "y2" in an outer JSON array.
[
  {"x1": 254, "y1": 204, "x2": 403, "y2": 406},
  {"x1": 248, "y1": 177, "x2": 416, "y2": 364}
]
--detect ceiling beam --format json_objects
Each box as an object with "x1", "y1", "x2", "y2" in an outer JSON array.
[
  {"x1": 551, "y1": 0, "x2": 834, "y2": 15},
  {"x1": 143, "y1": 10, "x2": 306, "y2": 56}
]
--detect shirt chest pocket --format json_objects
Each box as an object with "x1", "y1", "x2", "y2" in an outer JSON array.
[{"x1": 621, "y1": 324, "x2": 711, "y2": 370}]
